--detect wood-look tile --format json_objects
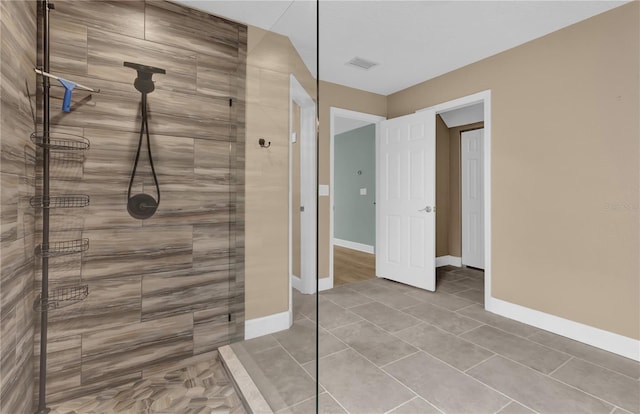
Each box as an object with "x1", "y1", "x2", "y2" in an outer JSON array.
[
  {"x1": 140, "y1": 187, "x2": 231, "y2": 226},
  {"x1": 1, "y1": 173, "x2": 19, "y2": 241},
  {"x1": 197, "y1": 54, "x2": 237, "y2": 98},
  {"x1": 87, "y1": 27, "x2": 197, "y2": 93},
  {"x1": 193, "y1": 223, "x2": 231, "y2": 270},
  {"x1": 81, "y1": 314, "x2": 193, "y2": 383},
  {"x1": 145, "y1": 2, "x2": 240, "y2": 57},
  {"x1": 1, "y1": 239, "x2": 35, "y2": 314},
  {"x1": 47, "y1": 276, "x2": 141, "y2": 337},
  {"x1": 52, "y1": 0, "x2": 145, "y2": 40},
  {"x1": 194, "y1": 311, "x2": 231, "y2": 354},
  {"x1": 82, "y1": 226, "x2": 192, "y2": 279},
  {"x1": 34, "y1": 335, "x2": 82, "y2": 396},
  {"x1": 50, "y1": 19, "x2": 88, "y2": 76},
  {"x1": 142, "y1": 268, "x2": 230, "y2": 321}
]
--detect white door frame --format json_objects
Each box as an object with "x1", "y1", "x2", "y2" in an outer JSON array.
[
  {"x1": 417, "y1": 90, "x2": 492, "y2": 307},
  {"x1": 289, "y1": 75, "x2": 317, "y2": 316},
  {"x1": 329, "y1": 107, "x2": 385, "y2": 291}
]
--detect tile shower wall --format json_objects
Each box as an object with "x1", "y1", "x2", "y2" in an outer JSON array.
[
  {"x1": 35, "y1": 0, "x2": 246, "y2": 403},
  {"x1": 0, "y1": 1, "x2": 38, "y2": 413}
]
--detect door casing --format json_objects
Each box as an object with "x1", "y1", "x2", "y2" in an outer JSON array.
[{"x1": 289, "y1": 75, "x2": 316, "y2": 320}]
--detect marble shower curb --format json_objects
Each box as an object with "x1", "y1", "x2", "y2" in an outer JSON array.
[{"x1": 219, "y1": 345, "x2": 273, "y2": 414}]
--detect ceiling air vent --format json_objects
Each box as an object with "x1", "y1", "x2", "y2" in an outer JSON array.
[{"x1": 346, "y1": 57, "x2": 378, "y2": 70}]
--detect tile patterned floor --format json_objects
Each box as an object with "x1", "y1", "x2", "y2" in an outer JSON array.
[
  {"x1": 49, "y1": 351, "x2": 246, "y2": 414},
  {"x1": 232, "y1": 266, "x2": 640, "y2": 414}
]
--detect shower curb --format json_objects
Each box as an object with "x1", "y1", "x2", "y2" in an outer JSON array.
[{"x1": 219, "y1": 345, "x2": 273, "y2": 414}]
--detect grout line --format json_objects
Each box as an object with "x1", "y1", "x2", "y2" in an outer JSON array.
[
  {"x1": 463, "y1": 352, "x2": 497, "y2": 373},
  {"x1": 547, "y1": 356, "x2": 573, "y2": 376},
  {"x1": 379, "y1": 350, "x2": 421, "y2": 369},
  {"x1": 493, "y1": 399, "x2": 516, "y2": 414}
]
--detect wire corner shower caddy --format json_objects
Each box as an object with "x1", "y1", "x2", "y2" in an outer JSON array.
[{"x1": 33, "y1": 1, "x2": 97, "y2": 413}]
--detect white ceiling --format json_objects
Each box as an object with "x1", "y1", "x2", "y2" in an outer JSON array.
[{"x1": 177, "y1": 0, "x2": 629, "y2": 96}]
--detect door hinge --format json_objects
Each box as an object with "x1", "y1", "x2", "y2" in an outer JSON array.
[
  {"x1": 229, "y1": 98, "x2": 233, "y2": 107},
  {"x1": 228, "y1": 313, "x2": 231, "y2": 322}
]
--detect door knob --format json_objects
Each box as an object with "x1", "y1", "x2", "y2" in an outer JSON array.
[{"x1": 418, "y1": 206, "x2": 433, "y2": 213}]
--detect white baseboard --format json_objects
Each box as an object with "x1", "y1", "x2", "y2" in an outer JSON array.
[
  {"x1": 487, "y1": 297, "x2": 640, "y2": 361},
  {"x1": 435, "y1": 255, "x2": 462, "y2": 267},
  {"x1": 333, "y1": 238, "x2": 374, "y2": 254},
  {"x1": 244, "y1": 310, "x2": 291, "y2": 340},
  {"x1": 318, "y1": 277, "x2": 333, "y2": 292},
  {"x1": 291, "y1": 274, "x2": 304, "y2": 293}
]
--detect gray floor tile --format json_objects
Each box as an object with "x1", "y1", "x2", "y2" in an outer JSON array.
[
  {"x1": 388, "y1": 397, "x2": 441, "y2": 414},
  {"x1": 454, "y1": 267, "x2": 485, "y2": 279},
  {"x1": 453, "y1": 288, "x2": 484, "y2": 304},
  {"x1": 528, "y1": 330, "x2": 640, "y2": 380},
  {"x1": 277, "y1": 393, "x2": 346, "y2": 414},
  {"x1": 497, "y1": 401, "x2": 536, "y2": 414},
  {"x1": 461, "y1": 325, "x2": 570, "y2": 374},
  {"x1": 456, "y1": 304, "x2": 543, "y2": 338},
  {"x1": 468, "y1": 356, "x2": 613, "y2": 414},
  {"x1": 349, "y1": 301, "x2": 422, "y2": 333},
  {"x1": 360, "y1": 288, "x2": 423, "y2": 310},
  {"x1": 613, "y1": 408, "x2": 635, "y2": 414},
  {"x1": 456, "y1": 276, "x2": 485, "y2": 290},
  {"x1": 237, "y1": 345, "x2": 316, "y2": 412},
  {"x1": 551, "y1": 358, "x2": 640, "y2": 413},
  {"x1": 293, "y1": 290, "x2": 317, "y2": 319},
  {"x1": 403, "y1": 302, "x2": 482, "y2": 335},
  {"x1": 437, "y1": 279, "x2": 473, "y2": 294},
  {"x1": 384, "y1": 352, "x2": 509, "y2": 414},
  {"x1": 320, "y1": 285, "x2": 373, "y2": 308},
  {"x1": 233, "y1": 334, "x2": 280, "y2": 355},
  {"x1": 311, "y1": 300, "x2": 363, "y2": 331},
  {"x1": 273, "y1": 319, "x2": 347, "y2": 364},
  {"x1": 405, "y1": 288, "x2": 475, "y2": 311},
  {"x1": 331, "y1": 320, "x2": 417, "y2": 367},
  {"x1": 395, "y1": 323, "x2": 494, "y2": 371},
  {"x1": 317, "y1": 349, "x2": 415, "y2": 414}
]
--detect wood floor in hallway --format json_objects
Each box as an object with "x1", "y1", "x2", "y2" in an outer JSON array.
[{"x1": 333, "y1": 246, "x2": 375, "y2": 286}]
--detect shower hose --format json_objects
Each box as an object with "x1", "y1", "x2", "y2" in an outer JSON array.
[{"x1": 127, "y1": 93, "x2": 160, "y2": 219}]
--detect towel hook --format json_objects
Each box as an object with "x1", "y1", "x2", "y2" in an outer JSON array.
[{"x1": 258, "y1": 138, "x2": 271, "y2": 148}]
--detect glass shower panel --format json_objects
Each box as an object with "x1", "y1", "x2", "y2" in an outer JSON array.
[{"x1": 223, "y1": 1, "x2": 320, "y2": 412}]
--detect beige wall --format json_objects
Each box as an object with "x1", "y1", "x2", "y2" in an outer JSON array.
[
  {"x1": 318, "y1": 81, "x2": 387, "y2": 279},
  {"x1": 245, "y1": 26, "x2": 315, "y2": 319},
  {"x1": 388, "y1": 3, "x2": 639, "y2": 339}
]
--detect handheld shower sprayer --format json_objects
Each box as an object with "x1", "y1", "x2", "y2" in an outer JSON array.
[{"x1": 124, "y1": 62, "x2": 166, "y2": 220}]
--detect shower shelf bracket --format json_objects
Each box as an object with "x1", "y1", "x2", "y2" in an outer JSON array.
[
  {"x1": 31, "y1": 131, "x2": 90, "y2": 151},
  {"x1": 33, "y1": 284, "x2": 89, "y2": 312},
  {"x1": 35, "y1": 238, "x2": 89, "y2": 257},
  {"x1": 30, "y1": 194, "x2": 90, "y2": 208}
]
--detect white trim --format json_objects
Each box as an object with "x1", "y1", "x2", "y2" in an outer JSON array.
[
  {"x1": 435, "y1": 255, "x2": 462, "y2": 267},
  {"x1": 487, "y1": 298, "x2": 640, "y2": 361},
  {"x1": 244, "y1": 310, "x2": 291, "y2": 340},
  {"x1": 330, "y1": 107, "x2": 386, "y2": 293},
  {"x1": 289, "y1": 74, "x2": 317, "y2": 309},
  {"x1": 333, "y1": 238, "x2": 374, "y2": 254},
  {"x1": 318, "y1": 277, "x2": 333, "y2": 292},
  {"x1": 418, "y1": 90, "x2": 492, "y2": 307}
]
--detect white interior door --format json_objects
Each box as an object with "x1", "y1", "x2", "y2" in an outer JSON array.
[
  {"x1": 376, "y1": 110, "x2": 436, "y2": 291},
  {"x1": 462, "y1": 128, "x2": 485, "y2": 269}
]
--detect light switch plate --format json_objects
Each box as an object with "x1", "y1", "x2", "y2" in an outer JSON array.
[
  {"x1": 318, "y1": 185, "x2": 329, "y2": 196},
  {"x1": 291, "y1": 132, "x2": 297, "y2": 143},
  {"x1": 360, "y1": 188, "x2": 367, "y2": 195}
]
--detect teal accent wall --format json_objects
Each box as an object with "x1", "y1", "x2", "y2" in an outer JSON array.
[{"x1": 334, "y1": 124, "x2": 376, "y2": 247}]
